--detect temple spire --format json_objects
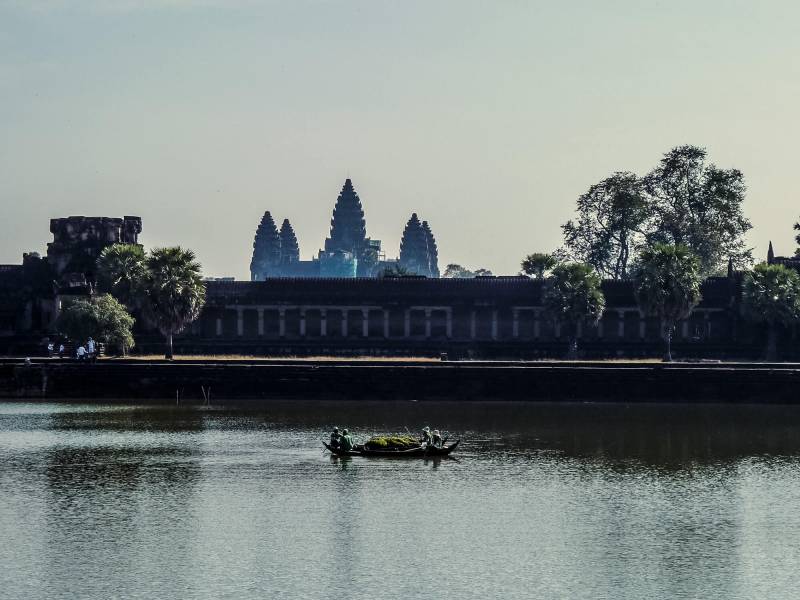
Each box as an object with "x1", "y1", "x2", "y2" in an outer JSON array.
[
  {"x1": 250, "y1": 211, "x2": 281, "y2": 281},
  {"x1": 399, "y1": 213, "x2": 432, "y2": 276},
  {"x1": 768, "y1": 241, "x2": 775, "y2": 264},
  {"x1": 279, "y1": 219, "x2": 300, "y2": 265},
  {"x1": 421, "y1": 220, "x2": 440, "y2": 278},
  {"x1": 325, "y1": 178, "x2": 366, "y2": 255}
]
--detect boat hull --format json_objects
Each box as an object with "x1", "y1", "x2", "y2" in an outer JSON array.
[{"x1": 323, "y1": 440, "x2": 459, "y2": 458}]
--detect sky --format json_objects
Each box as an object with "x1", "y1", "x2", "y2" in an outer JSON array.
[{"x1": 1, "y1": 0, "x2": 799, "y2": 278}]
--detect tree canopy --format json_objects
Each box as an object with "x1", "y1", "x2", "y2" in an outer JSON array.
[
  {"x1": 542, "y1": 263, "x2": 605, "y2": 358},
  {"x1": 96, "y1": 243, "x2": 146, "y2": 309},
  {"x1": 643, "y1": 145, "x2": 752, "y2": 274},
  {"x1": 442, "y1": 264, "x2": 493, "y2": 278},
  {"x1": 56, "y1": 294, "x2": 135, "y2": 355},
  {"x1": 142, "y1": 247, "x2": 206, "y2": 359},
  {"x1": 562, "y1": 172, "x2": 647, "y2": 280},
  {"x1": 521, "y1": 253, "x2": 557, "y2": 280},
  {"x1": 742, "y1": 263, "x2": 800, "y2": 361},
  {"x1": 561, "y1": 145, "x2": 752, "y2": 279},
  {"x1": 633, "y1": 244, "x2": 702, "y2": 361}
]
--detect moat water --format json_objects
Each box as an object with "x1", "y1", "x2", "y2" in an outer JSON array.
[{"x1": 2, "y1": 401, "x2": 800, "y2": 599}]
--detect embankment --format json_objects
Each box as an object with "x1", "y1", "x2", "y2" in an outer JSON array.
[{"x1": 1, "y1": 359, "x2": 799, "y2": 403}]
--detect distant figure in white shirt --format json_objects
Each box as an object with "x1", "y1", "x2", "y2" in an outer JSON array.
[
  {"x1": 76, "y1": 345, "x2": 87, "y2": 361},
  {"x1": 58, "y1": 343, "x2": 65, "y2": 359},
  {"x1": 47, "y1": 342, "x2": 54, "y2": 358},
  {"x1": 87, "y1": 338, "x2": 96, "y2": 358}
]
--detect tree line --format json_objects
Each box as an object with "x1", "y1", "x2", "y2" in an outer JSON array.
[
  {"x1": 522, "y1": 144, "x2": 800, "y2": 361},
  {"x1": 56, "y1": 245, "x2": 205, "y2": 359}
]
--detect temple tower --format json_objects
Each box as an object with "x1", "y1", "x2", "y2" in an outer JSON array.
[
  {"x1": 250, "y1": 211, "x2": 281, "y2": 281},
  {"x1": 324, "y1": 179, "x2": 367, "y2": 256},
  {"x1": 279, "y1": 219, "x2": 300, "y2": 266},
  {"x1": 399, "y1": 213, "x2": 430, "y2": 276},
  {"x1": 422, "y1": 220, "x2": 440, "y2": 278},
  {"x1": 320, "y1": 178, "x2": 381, "y2": 276}
]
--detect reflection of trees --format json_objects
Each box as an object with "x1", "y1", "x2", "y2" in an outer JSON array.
[{"x1": 42, "y1": 407, "x2": 204, "y2": 597}]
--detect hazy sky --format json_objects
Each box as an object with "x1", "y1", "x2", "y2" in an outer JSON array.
[{"x1": 1, "y1": 0, "x2": 798, "y2": 278}]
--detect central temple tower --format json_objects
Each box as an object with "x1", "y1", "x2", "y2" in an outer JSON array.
[
  {"x1": 324, "y1": 179, "x2": 367, "y2": 256},
  {"x1": 320, "y1": 179, "x2": 381, "y2": 276}
]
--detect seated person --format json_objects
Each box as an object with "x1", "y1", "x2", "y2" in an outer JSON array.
[
  {"x1": 432, "y1": 429, "x2": 443, "y2": 448},
  {"x1": 340, "y1": 429, "x2": 354, "y2": 451},
  {"x1": 421, "y1": 426, "x2": 432, "y2": 445},
  {"x1": 330, "y1": 427, "x2": 341, "y2": 449}
]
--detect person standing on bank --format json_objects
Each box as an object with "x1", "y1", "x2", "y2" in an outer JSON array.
[
  {"x1": 58, "y1": 343, "x2": 65, "y2": 359},
  {"x1": 86, "y1": 337, "x2": 96, "y2": 362},
  {"x1": 76, "y1": 345, "x2": 87, "y2": 362},
  {"x1": 47, "y1": 342, "x2": 54, "y2": 358}
]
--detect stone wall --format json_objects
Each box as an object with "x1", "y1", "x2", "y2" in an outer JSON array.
[{"x1": 2, "y1": 359, "x2": 799, "y2": 402}]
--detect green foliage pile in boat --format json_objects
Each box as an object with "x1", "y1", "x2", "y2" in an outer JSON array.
[{"x1": 364, "y1": 435, "x2": 419, "y2": 450}]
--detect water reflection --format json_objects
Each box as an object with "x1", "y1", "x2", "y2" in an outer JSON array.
[
  {"x1": 2, "y1": 401, "x2": 800, "y2": 599},
  {"x1": 39, "y1": 408, "x2": 204, "y2": 599}
]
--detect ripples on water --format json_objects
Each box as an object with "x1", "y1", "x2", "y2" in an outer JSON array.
[{"x1": 2, "y1": 401, "x2": 800, "y2": 599}]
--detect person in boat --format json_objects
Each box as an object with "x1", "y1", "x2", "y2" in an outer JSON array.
[
  {"x1": 330, "y1": 427, "x2": 341, "y2": 450},
  {"x1": 432, "y1": 429, "x2": 443, "y2": 448},
  {"x1": 421, "y1": 426, "x2": 432, "y2": 445},
  {"x1": 339, "y1": 429, "x2": 355, "y2": 451}
]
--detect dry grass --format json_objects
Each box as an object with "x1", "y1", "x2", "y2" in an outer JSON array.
[{"x1": 108, "y1": 354, "x2": 440, "y2": 362}]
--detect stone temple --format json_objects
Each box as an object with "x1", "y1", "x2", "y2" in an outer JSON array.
[{"x1": 249, "y1": 179, "x2": 440, "y2": 279}]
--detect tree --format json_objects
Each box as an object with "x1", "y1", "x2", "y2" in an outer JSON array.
[
  {"x1": 633, "y1": 244, "x2": 702, "y2": 362},
  {"x1": 793, "y1": 219, "x2": 800, "y2": 255},
  {"x1": 96, "y1": 243, "x2": 146, "y2": 310},
  {"x1": 521, "y1": 253, "x2": 557, "y2": 280},
  {"x1": 542, "y1": 263, "x2": 605, "y2": 358},
  {"x1": 643, "y1": 145, "x2": 752, "y2": 275},
  {"x1": 142, "y1": 247, "x2": 206, "y2": 360},
  {"x1": 380, "y1": 263, "x2": 411, "y2": 277},
  {"x1": 742, "y1": 263, "x2": 800, "y2": 361},
  {"x1": 442, "y1": 264, "x2": 493, "y2": 278},
  {"x1": 56, "y1": 294, "x2": 136, "y2": 355},
  {"x1": 562, "y1": 172, "x2": 648, "y2": 280}
]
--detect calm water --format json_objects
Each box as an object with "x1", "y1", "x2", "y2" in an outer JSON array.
[{"x1": 2, "y1": 401, "x2": 800, "y2": 599}]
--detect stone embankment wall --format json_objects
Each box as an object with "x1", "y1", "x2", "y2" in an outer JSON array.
[{"x1": 1, "y1": 359, "x2": 799, "y2": 403}]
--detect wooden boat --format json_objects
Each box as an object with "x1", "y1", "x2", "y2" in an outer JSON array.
[{"x1": 323, "y1": 440, "x2": 460, "y2": 458}]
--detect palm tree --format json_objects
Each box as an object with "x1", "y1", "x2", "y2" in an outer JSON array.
[
  {"x1": 142, "y1": 247, "x2": 206, "y2": 360},
  {"x1": 521, "y1": 253, "x2": 557, "y2": 280},
  {"x1": 633, "y1": 244, "x2": 702, "y2": 362},
  {"x1": 96, "y1": 244, "x2": 146, "y2": 310},
  {"x1": 542, "y1": 263, "x2": 605, "y2": 359},
  {"x1": 742, "y1": 263, "x2": 800, "y2": 361}
]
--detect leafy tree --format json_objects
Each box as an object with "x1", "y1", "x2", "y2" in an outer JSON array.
[
  {"x1": 643, "y1": 145, "x2": 752, "y2": 275},
  {"x1": 142, "y1": 247, "x2": 206, "y2": 360},
  {"x1": 542, "y1": 263, "x2": 605, "y2": 358},
  {"x1": 56, "y1": 294, "x2": 136, "y2": 355},
  {"x1": 794, "y1": 219, "x2": 800, "y2": 255},
  {"x1": 742, "y1": 263, "x2": 800, "y2": 361},
  {"x1": 633, "y1": 244, "x2": 702, "y2": 362},
  {"x1": 521, "y1": 253, "x2": 557, "y2": 280},
  {"x1": 380, "y1": 263, "x2": 411, "y2": 277},
  {"x1": 56, "y1": 299, "x2": 97, "y2": 346},
  {"x1": 442, "y1": 264, "x2": 493, "y2": 278},
  {"x1": 562, "y1": 172, "x2": 648, "y2": 280},
  {"x1": 96, "y1": 243, "x2": 146, "y2": 310}
]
